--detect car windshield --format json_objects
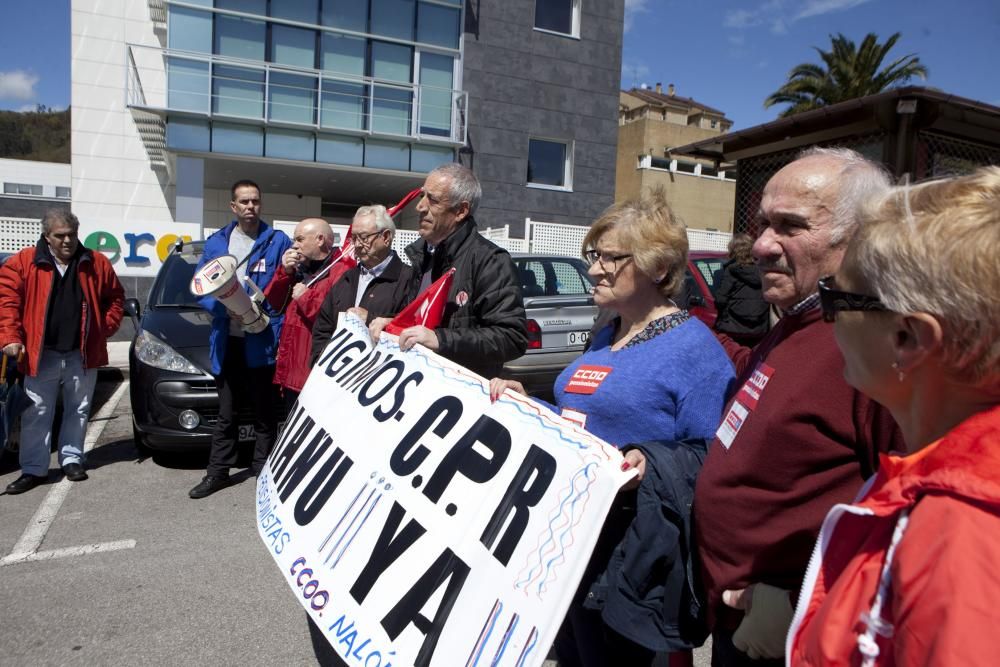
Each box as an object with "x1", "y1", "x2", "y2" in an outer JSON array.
[
  {"x1": 149, "y1": 244, "x2": 204, "y2": 307},
  {"x1": 692, "y1": 256, "x2": 725, "y2": 291},
  {"x1": 514, "y1": 257, "x2": 594, "y2": 297}
]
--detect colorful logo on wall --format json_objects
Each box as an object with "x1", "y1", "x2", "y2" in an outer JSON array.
[{"x1": 83, "y1": 231, "x2": 194, "y2": 267}]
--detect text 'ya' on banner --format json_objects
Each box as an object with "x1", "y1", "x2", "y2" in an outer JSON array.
[{"x1": 256, "y1": 312, "x2": 631, "y2": 667}]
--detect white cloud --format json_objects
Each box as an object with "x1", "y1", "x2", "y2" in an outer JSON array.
[
  {"x1": 724, "y1": 0, "x2": 875, "y2": 33},
  {"x1": 624, "y1": 0, "x2": 650, "y2": 32},
  {"x1": 794, "y1": 0, "x2": 875, "y2": 20},
  {"x1": 0, "y1": 70, "x2": 39, "y2": 102}
]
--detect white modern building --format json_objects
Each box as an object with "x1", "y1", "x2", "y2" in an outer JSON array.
[{"x1": 71, "y1": 0, "x2": 624, "y2": 280}]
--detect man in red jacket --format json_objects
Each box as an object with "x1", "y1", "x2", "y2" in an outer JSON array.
[
  {"x1": 693, "y1": 148, "x2": 905, "y2": 665},
  {"x1": 0, "y1": 209, "x2": 125, "y2": 494}
]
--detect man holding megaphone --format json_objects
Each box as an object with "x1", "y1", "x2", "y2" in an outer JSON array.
[{"x1": 188, "y1": 180, "x2": 292, "y2": 500}]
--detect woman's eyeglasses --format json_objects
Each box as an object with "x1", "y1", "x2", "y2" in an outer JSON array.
[
  {"x1": 584, "y1": 249, "x2": 633, "y2": 273},
  {"x1": 818, "y1": 275, "x2": 890, "y2": 322}
]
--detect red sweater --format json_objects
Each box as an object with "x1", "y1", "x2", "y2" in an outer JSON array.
[{"x1": 693, "y1": 307, "x2": 903, "y2": 630}]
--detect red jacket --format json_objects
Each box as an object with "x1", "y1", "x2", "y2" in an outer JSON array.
[
  {"x1": 788, "y1": 404, "x2": 1000, "y2": 666},
  {"x1": 0, "y1": 239, "x2": 125, "y2": 376},
  {"x1": 264, "y1": 252, "x2": 352, "y2": 392}
]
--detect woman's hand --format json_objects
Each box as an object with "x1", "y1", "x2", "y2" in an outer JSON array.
[
  {"x1": 619, "y1": 448, "x2": 647, "y2": 490},
  {"x1": 489, "y1": 378, "x2": 527, "y2": 402}
]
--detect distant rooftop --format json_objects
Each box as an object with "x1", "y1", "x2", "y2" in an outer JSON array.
[{"x1": 624, "y1": 84, "x2": 728, "y2": 119}]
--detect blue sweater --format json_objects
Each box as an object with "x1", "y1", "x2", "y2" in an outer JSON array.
[{"x1": 552, "y1": 317, "x2": 735, "y2": 447}]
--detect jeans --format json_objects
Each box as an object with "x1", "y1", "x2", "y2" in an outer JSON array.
[{"x1": 20, "y1": 350, "x2": 98, "y2": 476}]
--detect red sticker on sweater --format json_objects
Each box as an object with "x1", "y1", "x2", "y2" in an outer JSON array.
[
  {"x1": 716, "y1": 362, "x2": 774, "y2": 449},
  {"x1": 564, "y1": 365, "x2": 612, "y2": 394},
  {"x1": 737, "y1": 362, "x2": 774, "y2": 410}
]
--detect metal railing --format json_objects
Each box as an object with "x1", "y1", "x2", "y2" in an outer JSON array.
[{"x1": 125, "y1": 43, "x2": 468, "y2": 146}]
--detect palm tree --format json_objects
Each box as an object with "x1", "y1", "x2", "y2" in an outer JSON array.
[{"x1": 765, "y1": 32, "x2": 928, "y2": 117}]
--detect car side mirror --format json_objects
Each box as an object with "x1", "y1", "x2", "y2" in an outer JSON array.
[
  {"x1": 688, "y1": 294, "x2": 705, "y2": 308},
  {"x1": 124, "y1": 298, "x2": 141, "y2": 331}
]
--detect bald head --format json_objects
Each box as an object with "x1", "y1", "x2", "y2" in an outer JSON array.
[{"x1": 292, "y1": 217, "x2": 335, "y2": 261}]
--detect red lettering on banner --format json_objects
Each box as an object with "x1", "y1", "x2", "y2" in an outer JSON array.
[
  {"x1": 564, "y1": 365, "x2": 613, "y2": 395},
  {"x1": 737, "y1": 362, "x2": 775, "y2": 411}
]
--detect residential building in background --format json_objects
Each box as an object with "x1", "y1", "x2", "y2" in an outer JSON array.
[
  {"x1": 616, "y1": 83, "x2": 736, "y2": 232},
  {"x1": 67, "y1": 0, "x2": 624, "y2": 285},
  {"x1": 0, "y1": 158, "x2": 71, "y2": 224}
]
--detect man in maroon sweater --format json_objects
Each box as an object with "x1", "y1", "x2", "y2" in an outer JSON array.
[{"x1": 694, "y1": 148, "x2": 905, "y2": 665}]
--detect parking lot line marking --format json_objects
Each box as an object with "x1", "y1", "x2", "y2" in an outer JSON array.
[
  {"x1": 1, "y1": 539, "x2": 137, "y2": 567},
  {"x1": 4, "y1": 380, "x2": 130, "y2": 561}
]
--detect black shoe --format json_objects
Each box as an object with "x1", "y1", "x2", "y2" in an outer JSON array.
[
  {"x1": 63, "y1": 462, "x2": 88, "y2": 482},
  {"x1": 5, "y1": 473, "x2": 47, "y2": 495},
  {"x1": 188, "y1": 474, "x2": 231, "y2": 499}
]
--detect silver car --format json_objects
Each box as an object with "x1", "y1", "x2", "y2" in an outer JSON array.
[{"x1": 502, "y1": 253, "x2": 597, "y2": 398}]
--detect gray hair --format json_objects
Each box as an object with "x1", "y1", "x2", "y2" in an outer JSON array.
[
  {"x1": 355, "y1": 204, "x2": 396, "y2": 236},
  {"x1": 430, "y1": 163, "x2": 482, "y2": 215},
  {"x1": 41, "y1": 208, "x2": 80, "y2": 235},
  {"x1": 796, "y1": 146, "x2": 891, "y2": 245}
]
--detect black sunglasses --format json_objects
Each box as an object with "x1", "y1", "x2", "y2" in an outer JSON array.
[{"x1": 818, "y1": 276, "x2": 890, "y2": 322}]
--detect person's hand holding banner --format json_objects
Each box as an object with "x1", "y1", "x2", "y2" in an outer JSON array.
[{"x1": 256, "y1": 311, "x2": 633, "y2": 667}]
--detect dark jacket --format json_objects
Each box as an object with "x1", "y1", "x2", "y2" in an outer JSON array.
[
  {"x1": 0, "y1": 237, "x2": 125, "y2": 376},
  {"x1": 404, "y1": 217, "x2": 528, "y2": 378},
  {"x1": 713, "y1": 260, "x2": 768, "y2": 338},
  {"x1": 197, "y1": 220, "x2": 292, "y2": 375},
  {"x1": 310, "y1": 252, "x2": 416, "y2": 366},
  {"x1": 585, "y1": 439, "x2": 709, "y2": 652}
]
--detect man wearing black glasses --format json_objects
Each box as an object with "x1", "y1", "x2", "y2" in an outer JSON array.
[
  {"x1": 693, "y1": 148, "x2": 905, "y2": 665},
  {"x1": 310, "y1": 205, "x2": 415, "y2": 366}
]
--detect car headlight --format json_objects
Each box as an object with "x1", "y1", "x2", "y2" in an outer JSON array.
[{"x1": 134, "y1": 330, "x2": 203, "y2": 374}]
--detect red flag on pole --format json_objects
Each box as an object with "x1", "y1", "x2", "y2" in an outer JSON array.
[{"x1": 384, "y1": 268, "x2": 455, "y2": 336}]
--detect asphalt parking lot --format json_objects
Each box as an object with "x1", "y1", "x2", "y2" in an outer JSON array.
[{"x1": 0, "y1": 344, "x2": 710, "y2": 667}]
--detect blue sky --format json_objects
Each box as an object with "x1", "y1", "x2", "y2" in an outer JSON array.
[{"x1": 0, "y1": 0, "x2": 997, "y2": 131}]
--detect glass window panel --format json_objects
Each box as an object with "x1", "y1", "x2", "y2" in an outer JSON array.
[
  {"x1": 321, "y1": 0, "x2": 368, "y2": 32},
  {"x1": 271, "y1": 24, "x2": 316, "y2": 68},
  {"x1": 211, "y1": 123, "x2": 264, "y2": 156},
  {"x1": 371, "y1": 42, "x2": 412, "y2": 83},
  {"x1": 168, "y1": 7, "x2": 212, "y2": 52},
  {"x1": 269, "y1": 0, "x2": 318, "y2": 23},
  {"x1": 166, "y1": 118, "x2": 211, "y2": 151},
  {"x1": 216, "y1": 0, "x2": 266, "y2": 15},
  {"x1": 269, "y1": 72, "x2": 317, "y2": 124},
  {"x1": 167, "y1": 58, "x2": 210, "y2": 113},
  {"x1": 365, "y1": 139, "x2": 410, "y2": 170},
  {"x1": 411, "y1": 145, "x2": 454, "y2": 173},
  {"x1": 320, "y1": 33, "x2": 365, "y2": 77},
  {"x1": 527, "y1": 139, "x2": 567, "y2": 186},
  {"x1": 535, "y1": 0, "x2": 573, "y2": 34},
  {"x1": 316, "y1": 135, "x2": 364, "y2": 166},
  {"x1": 183, "y1": 0, "x2": 212, "y2": 5},
  {"x1": 213, "y1": 65, "x2": 265, "y2": 118},
  {"x1": 371, "y1": 0, "x2": 415, "y2": 41},
  {"x1": 214, "y1": 15, "x2": 266, "y2": 60},
  {"x1": 417, "y1": 4, "x2": 460, "y2": 49},
  {"x1": 56, "y1": 186, "x2": 72, "y2": 198},
  {"x1": 418, "y1": 53, "x2": 452, "y2": 137},
  {"x1": 266, "y1": 128, "x2": 315, "y2": 160},
  {"x1": 371, "y1": 85, "x2": 411, "y2": 135},
  {"x1": 320, "y1": 81, "x2": 367, "y2": 130}
]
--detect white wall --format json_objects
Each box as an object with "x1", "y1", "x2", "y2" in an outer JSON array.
[
  {"x1": 0, "y1": 159, "x2": 71, "y2": 198},
  {"x1": 71, "y1": 0, "x2": 192, "y2": 277}
]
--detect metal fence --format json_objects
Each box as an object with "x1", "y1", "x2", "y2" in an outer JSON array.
[{"x1": 915, "y1": 131, "x2": 1000, "y2": 178}]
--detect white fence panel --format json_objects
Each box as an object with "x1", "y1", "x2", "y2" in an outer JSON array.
[
  {"x1": 0, "y1": 218, "x2": 42, "y2": 252},
  {"x1": 686, "y1": 228, "x2": 732, "y2": 252},
  {"x1": 526, "y1": 218, "x2": 588, "y2": 257}
]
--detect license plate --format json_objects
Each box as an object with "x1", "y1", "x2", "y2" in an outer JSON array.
[
  {"x1": 238, "y1": 421, "x2": 286, "y2": 442},
  {"x1": 566, "y1": 330, "x2": 590, "y2": 346}
]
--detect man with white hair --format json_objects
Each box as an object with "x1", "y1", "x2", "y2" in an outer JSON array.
[
  {"x1": 310, "y1": 205, "x2": 416, "y2": 365},
  {"x1": 694, "y1": 148, "x2": 905, "y2": 665}
]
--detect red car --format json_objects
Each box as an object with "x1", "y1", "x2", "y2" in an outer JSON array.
[{"x1": 683, "y1": 251, "x2": 726, "y2": 327}]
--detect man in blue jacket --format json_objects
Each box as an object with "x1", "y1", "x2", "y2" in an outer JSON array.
[{"x1": 189, "y1": 180, "x2": 292, "y2": 499}]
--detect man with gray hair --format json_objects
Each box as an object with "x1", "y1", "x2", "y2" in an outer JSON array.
[
  {"x1": 693, "y1": 147, "x2": 905, "y2": 665},
  {"x1": 0, "y1": 209, "x2": 124, "y2": 494},
  {"x1": 310, "y1": 204, "x2": 416, "y2": 365},
  {"x1": 370, "y1": 163, "x2": 527, "y2": 378}
]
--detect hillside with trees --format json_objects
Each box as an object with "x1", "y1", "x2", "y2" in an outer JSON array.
[{"x1": 0, "y1": 106, "x2": 71, "y2": 163}]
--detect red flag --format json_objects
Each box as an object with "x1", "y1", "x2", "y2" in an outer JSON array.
[
  {"x1": 388, "y1": 187, "x2": 423, "y2": 217},
  {"x1": 384, "y1": 268, "x2": 455, "y2": 335}
]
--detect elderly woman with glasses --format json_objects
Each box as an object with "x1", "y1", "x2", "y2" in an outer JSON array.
[
  {"x1": 491, "y1": 190, "x2": 735, "y2": 666},
  {"x1": 787, "y1": 167, "x2": 1000, "y2": 666}
]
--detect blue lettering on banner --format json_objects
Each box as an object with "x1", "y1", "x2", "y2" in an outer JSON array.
[
  {"x1": 257, "y1": 473, "x2": 292, "y2": 554},
  {"x1": 328, "y1": 613, "x2": 396, "y2": 667}
]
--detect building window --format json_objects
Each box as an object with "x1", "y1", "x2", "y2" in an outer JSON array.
[
  {"x1": 534, "y1": 0, "x2": 580, "y2": 37},
  {"x1": 371, "y1": 0, "x2": 416, "y2": 41},
  {"x1": 711, "y1": 119, "x2": 718, "y2": 129},
  {"x1": 56, "y1": 186, "x2": 71, "y2": 199},
  {"x1": 3, "y1": 182, "x2": 43, "y2": 196},
  {"x1": 527, "y1": 138, "x2": 573, "y2": 190},
  {"x1": 321, "y1": 0, "x2": 369, "y2": 32}
]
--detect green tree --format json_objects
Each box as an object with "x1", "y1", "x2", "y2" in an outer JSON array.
[{"x1": 764, "y1": 32, "x2": 928, "y2": 117}]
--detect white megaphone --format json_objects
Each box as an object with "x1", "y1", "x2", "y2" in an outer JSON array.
[{"x1": 190, "y1": 254, "x2": 270, "y2": 334}]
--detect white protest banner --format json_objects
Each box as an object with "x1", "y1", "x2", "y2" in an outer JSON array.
[{"x1": 257, "y1": 312, "x2": 631, "y2": 667}]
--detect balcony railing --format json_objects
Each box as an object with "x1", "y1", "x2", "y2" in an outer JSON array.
[{"x1": 125, "y1": 43, "x2": 468, "y2": 147}]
